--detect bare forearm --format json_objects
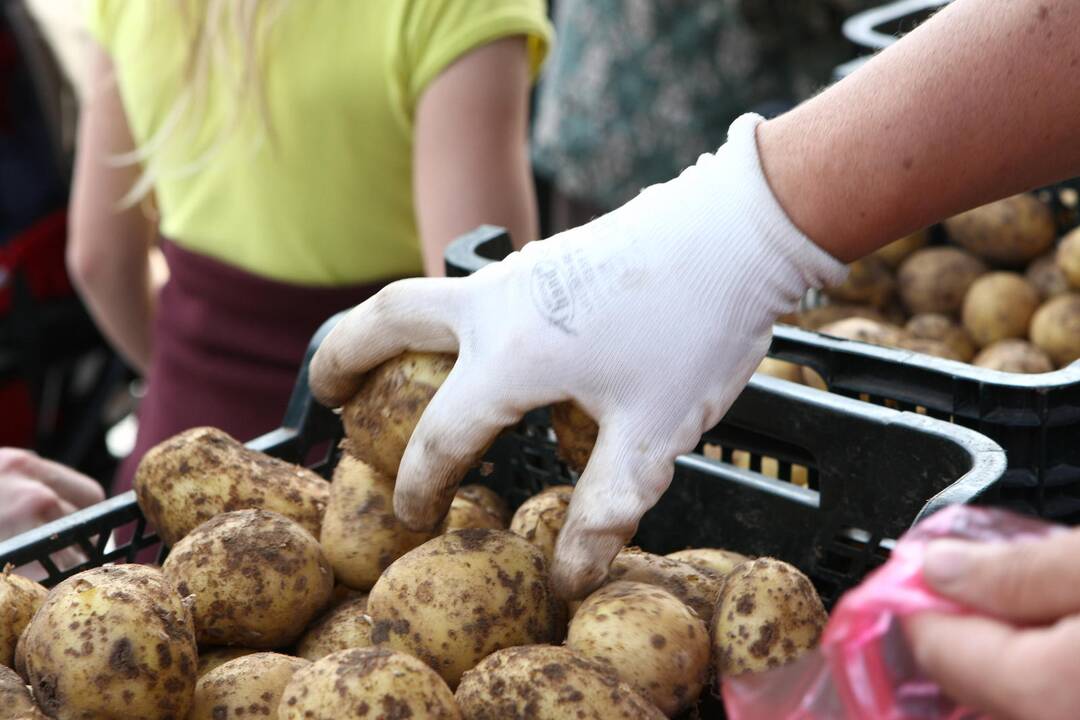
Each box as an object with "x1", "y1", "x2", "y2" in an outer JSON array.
[
  {"x1": 759, "y1": 0, "x2": 1080, "y2": 262},
  {"x1": 73, "y1": 252, "x2": 157, "y2": 374}
]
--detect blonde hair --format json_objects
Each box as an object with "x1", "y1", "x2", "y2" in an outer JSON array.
[{"x1": 115, "y1": 0, "x2": 289, "y2": 206}]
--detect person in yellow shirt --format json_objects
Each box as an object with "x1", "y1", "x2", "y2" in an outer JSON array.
[{"x1": 66, "y1": 0, "x2": 551, "y2": 491}]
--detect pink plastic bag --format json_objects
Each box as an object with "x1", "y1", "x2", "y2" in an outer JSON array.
[{"x1": 722, "y1": 505, "x2": 1064, "y2": 720}]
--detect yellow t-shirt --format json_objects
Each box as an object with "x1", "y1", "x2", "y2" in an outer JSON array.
[{"x1": 86, "y1": 0, "x2": 551, "y2": 286}]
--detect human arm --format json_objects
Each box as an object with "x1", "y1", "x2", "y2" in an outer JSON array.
[
  {"x1": 413, "y1": 36, "x2": 539, "y2": 277},
  {"x1": 905, "y1": 530, "x2": 1080, "y2": 720},
  {"x1": 67, "y1": 43, "x2": 159, "y2": 374},
  {"x1": 310, "y1": 0, "x2": 1080, "y2": 599},
  {"x1": 759, "y1": 0, "x2": 1080, "y2": 261}
]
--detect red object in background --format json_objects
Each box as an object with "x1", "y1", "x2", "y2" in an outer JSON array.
[
  {"x1": 0, "y1": 209, "x2": 72, "y2": 314},
  {"x1": 0, "y1": 378, "x2": 33, "y2": 446}
]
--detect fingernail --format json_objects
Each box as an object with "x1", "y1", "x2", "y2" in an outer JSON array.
[{"x1": 923, "y1": 539, "x2": 977, "y2": 588}]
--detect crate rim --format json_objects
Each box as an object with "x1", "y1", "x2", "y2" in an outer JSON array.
[{"x1": 774, "y1": 323, "x2": 1080, "y2": 390}]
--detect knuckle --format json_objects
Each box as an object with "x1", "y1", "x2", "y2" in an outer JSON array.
[{"x1": 0, "y1": 447, "x2": 33, "y2": 474}]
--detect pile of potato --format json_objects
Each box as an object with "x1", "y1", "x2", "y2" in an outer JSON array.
[
  {"x1": 775, "y1": 192, "x2": 1080, "y2": 376},
  {"x1": 0, "y1": 353, "x2": 832, "y2": 719}
]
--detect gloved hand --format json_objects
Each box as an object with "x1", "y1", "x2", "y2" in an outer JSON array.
[{"x1": 309, "y1": 114, "x2": 846, "y2": 598}]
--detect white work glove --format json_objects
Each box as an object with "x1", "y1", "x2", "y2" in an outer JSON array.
[{"x1": 309, "y1": 114, "x2": 846, "y2": 599}]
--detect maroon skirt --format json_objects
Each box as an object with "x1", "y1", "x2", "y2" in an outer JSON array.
[{"x1": 115, "y1": 241, "x2": 390, "y2": 494}]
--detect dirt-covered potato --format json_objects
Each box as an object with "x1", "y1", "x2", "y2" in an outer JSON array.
[
  {"x1": 22, "y1": 565, "x2": 197, "y2": 720},
  {"x1": 456, "y1": 645, "x2": 665, "y2": 720},
  {"x1": 567, "y1": 581, "x2": 709, "y2": 717},
  {"x1": 295, "y1": 595, "x2": 372, "y2": 662},
  {"x1": 196, "y1": 647, "x2": 258, "y2": 679},
  {"x1": 163, "y1": 509, "x2": 333, "y2": 648},
  {"x1": 904, "y1": 313, "x2": 977, "y2": 361},
  {"x1": 1058, "y1": 227, "x2": 1080, "y2": 288},
  {"x1": 898, "y1": 247, "x2": 986, "y2": 315},
  {"x1": 13, "y1": 625, "x2": 28, "y2": 681},
  {"x1": 320, "y1": 454, "x2": 432, "y2": 591},
  {"x1": 972, "y1": 339, "x2": 1055, "y2": 374},
  {"x1": 134, "y1": 426, "x2": 329, "y2": 546},
  {"x1": 189, "y1": 652, "x2": 308, "y2": 720},
  {"x1": 340, "y1": 352, "x2": 456, "y2": 478},
  {"x1": 817, "y1": 317, "x2": 906, "y2": 348},
  {"x1": 1029, "y1": 294, "x2": 1080, "y2": 366},
  {"x1": 508, "y1": 486, "x2": 572, "y2": 567},
  {"x1": 0, "y1": 569, "x2": 46, "y2": 670},
  {"x1": 606, "y1": 548, "x2": 724, "y2": 623},
  {"x1": 367, "y1": 529, "x2": 558, "y2": 687},
  {"x1": 666, "y1": 548, "x2": 749, "y2": 578},
  {"x1": 550, "y1": 401, "x2": 598, "y2": 473},
  {"x1": 712, "y1": 558, "x2": 827, "y2": 677},
  {"x1": 944, "y1": 194, "x2": 1056, "y2": 265},
  {"x1": 961, "y1": 272, "x2": 1040, "y2": 347},
  {"x1": 871, "y1": 229, "x2": 929, "y2": 268},
  {"x1": 823, "y1": 256, "x2": 895, "y2": 308},
  {"x1": 280, "y1": 647, "x2": 460, "y2": 720},
  {"x1": 455, "y1": 484, "x2": 511, "y2": 526},
  {"x1": 1027, "y1": 252, "x2": 1071, "y2": 299},
  {"x1": 781, "y1": 304, "x2": 888, "y2": 331},
  {"x1": 442, "y1": 497, "x2": 504, "y2": 532},
  {"x1": 0, "y1": 664, "x2": 45, "y2": 719},
  {"x1": 755, "y1": 357, "x2": 804, "y2": 384}
]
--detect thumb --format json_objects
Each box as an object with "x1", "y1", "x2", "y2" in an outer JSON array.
[
  {"x1": 922, "y1": 528, "x2": 1080, "y2": 623},
  {"x1": 392, "y1": 366, "x2": 524, "y2": 532},
  {"x1": 550, "y1": 424, "x2": 675, "y2": 600}
]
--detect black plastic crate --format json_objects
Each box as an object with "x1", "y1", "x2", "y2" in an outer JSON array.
[{"x1": 0, "y1": 237, "x2": 1003, "y2": 610}]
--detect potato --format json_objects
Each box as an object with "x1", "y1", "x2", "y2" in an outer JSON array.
[
  {"x1": 1057, "y1": 227, "x2": 1080, "y2": 288},
  {"x1": 823, "y1": 255, "x2": 895, "y2": 308},
  {"x1": 944, "y1": 194, "x2": 1056, "y2": 265},
  {"x1": 606, "y1": 548, "x2": 724, "y2": 623},
  {"x1": 456, "y1": 645, "x2": 665, "y2": 720},
  {"x1": 755, "y1": 357, "x2": 804, "y2": 384},
  {"x1": 196, "y1": 647, "x2": 257, "y2": 679},
  {"x1": 295, "y1": 595, "x2": 372, "y2": 661},
  {"x1": 341, "y1": 352, "x2": 456, "y2": 478},
  {"x1": 280, "y1": 647, "x2": 460, "y2": 720},
  {"x1": 508, "y1": 486, "x2": 572, "y2": 567},
  {"x1": 973, "y1": 339, "x2": 1055, "y2": 374},
  {"x1": 712, "y1": 558, "x2": 826, "y2": 676},
  {"x1": 961, "y1": 272, "x2": 1040, "y2": 347},
  {"x1": 162, "y1": 509, "x2": 333, "y2": 648},
  {"x1": 1027, "y1": 252, "x2": 1071, "y2": 299},
  {"x1": 320, "y1": 454, "x2": 432, "y2": 591},
  {"x1": 0, "y1": 664, "x2": 45, "y2": 719},
  {"x1": 455, "y1": 484, "x2": 511, "y2": 526},
  {"x1": 442, "y1": 497, "x2": 505, "y2": 532},
  {"x1": 1029, "y1": 294, "x2": 1080, "y2": 366},
  {"x1": 871, "y1": 229, "x2": 928, "y2": 267},
  {"x1": 328, "y1": 583, "x2": 366, "y2": 608},
  {"x1": 817, "y1": 317, "x2": 906, "y2": 348},
  {"x1": 0, "y1": 569, "x2": 46, "y2": 670},
  {"x1": 781, "y1": 304, "x2": 888, "y2": 331},
  {"x1": 898, "y1": 247, "x2": 986, "y2": 315},
  {"x1": 367, "y1": 529, "x2": 558, "y2": 687},
  {"x1": 904, "y1": 313, "x2": 977, "y2": 361},
  {"x1": 550, "y1": 401, "x2": 598, "y2": 473},
  {"x1": 666, "y1": 548, "x2": 749, "y2": 578},
  {"x1": 13, "y1": 625, "x2": 28, "y2": 681},
  {"x1": 189, "y1": 652, "x2": 308, "y2": 720},
  {"x1": 134, "y1": 426, "x2": 329, "y2": 546},
  {"x1": 567, "y1": 581, "x2": 709, "y2": 716},
  {"x1": 22, "y1": 565, "x2": 197, "y2": 720}
]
